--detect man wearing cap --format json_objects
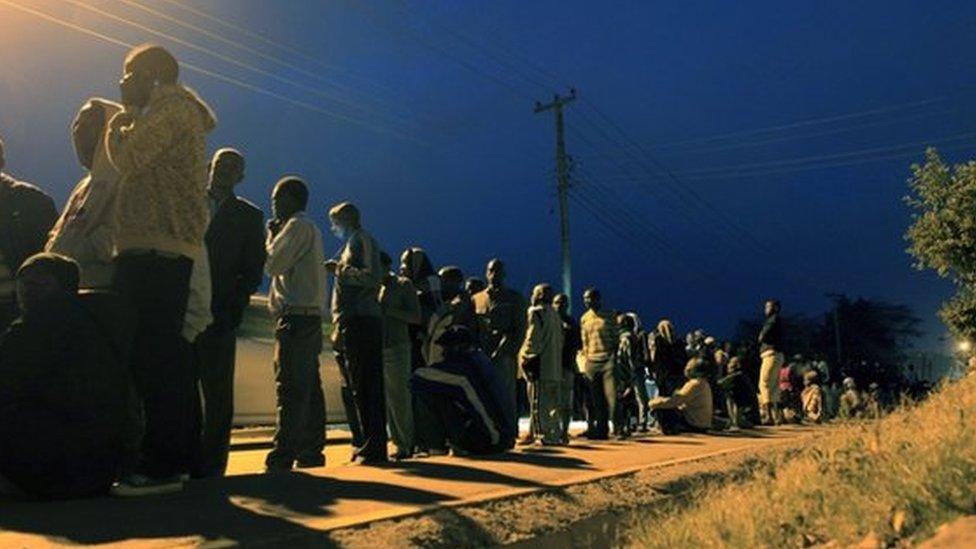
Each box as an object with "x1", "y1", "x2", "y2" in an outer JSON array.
[{"x1": 0, "y1": 253, "x2": 129, "y2": 498}]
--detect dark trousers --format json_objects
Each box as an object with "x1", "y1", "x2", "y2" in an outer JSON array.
[
  {"x1": 333, "y1": 348, "x2": 365, "y2": 449},
  {"x1": 112, "y1": 253, "x2": 194, "y2": 478},
  {"x1": 588, "y1": 368, "x2": 616, "y2": 438},
  {"x1": 338, "y1": 315, "x2": 387, "y2": 460},
  {"x1": 191, "y1": 327, "x2": 237, "y2": 477},
  {"x1": 654, "y1": 408, "x2": 708, "y2": 436},
  {"x1": 0, "y1": 301, "x2": 16, "y2": 333},
  {"x1": 266, "y1": 315, "x2": 326, "y2": 468}
]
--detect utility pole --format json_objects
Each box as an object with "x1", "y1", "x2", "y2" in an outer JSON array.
[{"x1": 535, "y1": 88, "x2": 577, "y2": 311}]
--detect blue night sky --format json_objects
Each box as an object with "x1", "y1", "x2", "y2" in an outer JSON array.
[{"x1": 1, "y1": 0, "x2": 974, "y2": 350}]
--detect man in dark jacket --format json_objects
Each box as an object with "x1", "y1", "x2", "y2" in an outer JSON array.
[
  {"x1": 0, "y1": 253, "x2": 130, "y2": 499},
  {"x1": 191, "y1": 148, "x2": 266, "y2": 478},
  {"x1": 0, "y1": 137, "x2": 59, "y2": 330},
  {"x1": 554, "y1": 293, "x2": 582, "y2": 443}
]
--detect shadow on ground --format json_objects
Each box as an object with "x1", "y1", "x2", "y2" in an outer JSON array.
[{"x1": 0, "y1": 472, "x2": 452, "y2": 546}]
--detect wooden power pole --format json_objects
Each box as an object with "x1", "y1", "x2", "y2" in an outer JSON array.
[{"x1": 535, "y1": 88, "x2": 576, "y2": 311}]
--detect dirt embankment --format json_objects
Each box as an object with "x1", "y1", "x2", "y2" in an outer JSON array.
[{"x1": 320, "y1": 442, "x2": 811, "y2": 548}]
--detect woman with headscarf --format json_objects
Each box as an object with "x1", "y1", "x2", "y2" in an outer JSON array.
[{"x1": 650, "y1": 319, "x2": 687, "y2": 396}]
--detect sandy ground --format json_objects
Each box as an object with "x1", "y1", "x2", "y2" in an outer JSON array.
[{"x1": 0, "y1": 426, "x2": 818, "y2": 547}]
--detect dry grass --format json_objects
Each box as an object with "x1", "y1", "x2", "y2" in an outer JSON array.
[{"x1": 631, "y1": 375, "x2": 976, "y2": 548}]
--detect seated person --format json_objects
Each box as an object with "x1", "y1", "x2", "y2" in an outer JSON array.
[
  {"x1": 648, "y1": 357, "x2": 713, "y2": 435},
  {"x1": 838, "y1": 377, "x2": 864, "y2": 420},
  {"x1": 412, "y1": 325, "x2": 515, "y2": 454},
  {"x1": 800, "y1": 370, "x2": 825, "y2": 423},
  {"x1": 718, "y1": 357, "x2": 760, "y2": 429},
  {"x1": 0, "y1": 253, "x2": 130, "y2": 499}
]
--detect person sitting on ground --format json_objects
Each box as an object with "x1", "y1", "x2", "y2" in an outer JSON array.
[
  {"x1": 648, "y1": 357, "x2": 714, "y2": 435},
  {"x1": 800, "y1": 370, "x2": 824, "y2": 423},
  {"x1": 412, "y1": 325, "x2": 515, "y2": 454},
  {"x1": 838, "y1": 377, "x2": 864, "y2": 419},
  {"x1": 717, "y1": 356, "x2": 759, "y2": 429},
  {"x1": 0, "y1": 253, "x2": 130, "y2": 499}
]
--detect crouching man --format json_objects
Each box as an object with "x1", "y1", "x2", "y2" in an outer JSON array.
[
  {"x1": 412, "y1": 326, "x2": 516, "y2": 454},
  {"x1": 648, "y1": 357, "x2": 713, "y2": 435},
  {"x1": 0, "y1": 253, "x2": 130, "y2": 498}
]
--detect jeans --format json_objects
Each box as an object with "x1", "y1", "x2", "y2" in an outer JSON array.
[
  {"x1": 191, "y1": 327, "x2": 237, "y2": 477},
  {"x1": 383, "y1": 342, "x2": 414, "y2": 454},
  {"x1": 339, "y1": 315, "x2": 387, "y2": 460},
  {"x1": 266, "y1": 315, "x2": 326, "y2": 468},
  {"x1": 112, "y1": 253, "x2": 194, "y2": 478},
  {"x1": 584, "y1": 359, "x2": 617, "y2": 438}
]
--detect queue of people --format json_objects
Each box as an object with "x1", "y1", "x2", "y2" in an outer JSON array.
[{"x1": 0, "y1": 43, "x2": 897, "y2": 502}]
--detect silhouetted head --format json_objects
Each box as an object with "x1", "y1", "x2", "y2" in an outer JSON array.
[
  {"x1": 617, "y1": 313, "x2": 635, "y2": 332},
  {"x1": 465, "y1": 277, "x2": 486, "y2": 296},
  {"x1": 328, "y1": 202, "x2": 361, "y2": 240},
  {"x1": 399, "y1": 247, "x2": 435, "y2": 281},
  {"x1": 765, "y1": 299, "x2": 781, "y2": 317},
  {"x1": 16, "y1": 253, "x2": 79, "y2": 313},
  {"x1": 684, "y1": 357, "x2": 708, "y2": 380},
  {"x1": 438, "y1": 266, "x2": 464, "y2": 301},
  {"x1": 71, "y1": 100, "x2": 110, "y2": 170},
  {"x1": 657, "y1": 319, "x2": 675, "y2": 344},
  {"x1": 485, "y1": 259, "x2": 506, "y2": 288},
  {"x1": 531, "y1": 283, "x2": 553, "y2": 307},
  {"x1": 804, "y1": 370, "x2": 820, "y2": 387},
  {"x1": 271, "y1": 176, "x2": 308, "y2": 221},
  {"x1": 554, "y1": 293, "x2": 569, "y2": 316},
  {"x1": 208, "y1": 148, "x2": 245, "y2": 200},
  {"x1": 582, "y1": 287, "x2": 601, "y2": 312},
  {"x1": 121, "y1": 44, "x2": 178, "y2": 109},
  {"x1": 380, "y1": 250, "x2": 393, "y2": 271}
]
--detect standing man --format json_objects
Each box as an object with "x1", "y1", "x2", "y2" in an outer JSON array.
[
  {"x1": 326, "y1": 202, "x2": 387, "y2": 464},
  {"x1": 579, "y1": 288, "x2": 619, "y2": 440},
  {"x1": 264, "y1": 177, "x2": 327, "y2": 472},
  {"x1": 518, "y1": 284, "x2": 565, "y2": 445},
  {"x1": 472, "y1": 259, "x2": 526, "y2": 441},
  {"x1": 757, "y1": 299, "x2": 785, "y2": 425},
  {"x1": 380, "y1": 251, "x2": 421, "y2": 460},
  {"x1": 191, "y1": 148, "x2": 266, "y2": 478},
  {"x1": 106, "y1": 44, "x2": 215, "y2": 495},
  {"x1": 553, "y1": 293, "x2": 581, "y2": 443},
  {"x1": 0, "y1": 136, "x2": 58, "y2": 331}
]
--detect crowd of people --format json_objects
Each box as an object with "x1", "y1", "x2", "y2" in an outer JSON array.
[{"x1": 0, "y1": 44, "x2": 901, "y2": 501}]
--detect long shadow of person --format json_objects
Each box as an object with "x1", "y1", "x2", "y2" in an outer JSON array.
[{"x1": 0, "y1": 472, "x2": 454, "y2": 546}]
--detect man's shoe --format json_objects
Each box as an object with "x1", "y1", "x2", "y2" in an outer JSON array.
[
  {"x1": 360, "y1": 455, "x2": 389, "y2": 466},
  {"x1": 111, "y1": 474, "x2": 183, "y2": 497},
  {"x1": 296, "y1": 455, "x2": 326, "y2": 469},
  {"x1": 390, "y1": 450, "x2": 413, "y2": 461}
]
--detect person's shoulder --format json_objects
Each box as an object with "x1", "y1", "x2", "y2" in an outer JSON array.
[
  {"x1": 2, "y1": 174, "x2": 52, "y2": 201},
  {"x1": 232, "y1": 196, "x2": 264, "y2": 218}
]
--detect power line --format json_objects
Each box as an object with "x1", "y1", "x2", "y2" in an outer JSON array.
[
  {"x1": 646, "y1": 96, "x2": 949, "y2": 150},
  {"x1": 61, "y1": 0, "x2": 422, "y2": 138},
  {"x1": 1, "y1": 0, "x2": 422, "y2": 142},
  {"x1": 123, "y1": 0, "x2": 430, "y2": 126}
]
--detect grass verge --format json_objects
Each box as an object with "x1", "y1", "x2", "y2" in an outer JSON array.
[{"x1": 631, "y1": 374, "x2": 976, "y2": 548}]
